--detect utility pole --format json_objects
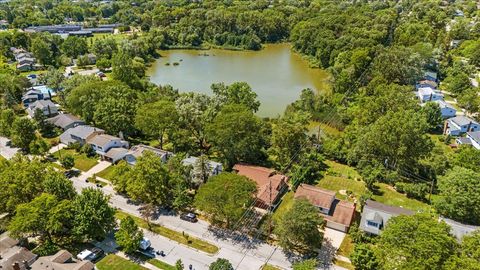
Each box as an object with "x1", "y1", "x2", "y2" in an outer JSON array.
[{"x1": 268, "y1": 177, "x2": 272, "y2": 237}]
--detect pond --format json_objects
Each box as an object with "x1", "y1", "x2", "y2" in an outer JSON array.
[{"x1": 146, "y1": 43, "x2": 330, "y2": 117}]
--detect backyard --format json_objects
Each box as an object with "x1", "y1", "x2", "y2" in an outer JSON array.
[
  {"x1": 51, "y1": 148, "x2": 98, "y2": 171},
  {"x1": 96, "y1": 165, "x2": 116, "y2": 181}
]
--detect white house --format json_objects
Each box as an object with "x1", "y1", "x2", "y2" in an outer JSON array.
[
  {"x1": 433, "y1": 100, "x2": 457, "y2": 119},
  {"x1": 417, "y1": 87, "x2": 444, "y2": 103},
  {"x1": 124, "y1": 144, "x2": 173, "y2": 165},
  {"x1": 444, "y1": 116, "x2": 480, "y2": 136},
  {"x1": 86, "y1": 134, "x2": 129, "y2": 160},
  {"x1": 26, "y1": 100, "x2": 58, "y2": 117},
  {"x1": 457, "y1": 131, "x2": 480, "y2": 149},
  {"x1": 182, "y1": 156, "x2": 223, "y2": 176}
]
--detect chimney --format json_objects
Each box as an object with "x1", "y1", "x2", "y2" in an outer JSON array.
[{"x1": 12, "y1": 262, "x2": 21, "y2": 270}]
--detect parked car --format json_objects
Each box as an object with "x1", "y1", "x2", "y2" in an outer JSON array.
[
  {"x1": 64, "y1": 170, "x2": 74, "y2": 178},
  {"x1": 89, "y1": 247, "x2": 104, "y2": 262},
  {"x1": 180, "y1": 212, "x2": 198, "y2": 223}
]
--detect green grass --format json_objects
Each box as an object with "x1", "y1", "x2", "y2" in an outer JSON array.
[
  {"x1": 318, "y1": 160, "x2": 431, "y2": 212},
  {"x1": 308, "y1": 121, "x2": 343, "y2": 137},
  {"x1": 52, "y1": 149, "x2": 98, "y2": 171},
  {"x1": 261, "y1": 264, "x2": 281, "y2": 270},
  {"x1": 147, "y1": 259, "x2": 176, "y2": 270},
  {"x1": 96, "y1": 165, "x2": 116, "y2": 181},
  {"x1": 87, "y1": 177, "x2": 108, "y2": 187},
  {"x1": 97, "y1": 254, "x2": 148, "y2": 270},
  {"x1": 337, "y1": 234, "x2": 354, "y2": 258},
  {"x1": 115, "y1": 211, "x2": 219, "y2": 254},
  {"x1": 272, "y1": 191, "x2": 294, "y2": 224}
]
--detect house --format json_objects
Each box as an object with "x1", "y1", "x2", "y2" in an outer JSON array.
[
  {"x1": 450, "y1": 39, "x2": 462, "y2": 48},
  {"x1": 68, "y1": 30, "x2": 93, "y2": 37},
  {"x1": 104, "y1": 147, "x2": 129, "y2": 163},
  {"x1": 294, "y1": 184, "x2": 356, "y2": 232},
  {"x1": 444, "y1": 116, "x2": 480, "y2": 136},
  {"x1": 0, "y1": 233, "x2": 38, "y2": 270},
  {"x1": 86, "y1": 134, "x2": 129, "y2": 160},
  {"x1": 423, "y1": 71, "x2": 438, "y2": 82},
  {"x1": 30, "y1": 250, "x2": 94, "y2": 270},
  {"x1": 454, "y1": 9, "x2": 464, "y2": 17},
  {"x1": 46, "y1": 113, "x2": 85, "y2": 130},
  {"x1": 22, "y1": 89, "x2": 45, "y2": 107},
  {"x1": 59, "y1": 125, "x2": 104, "y2": 145},
  {"x1": 17, "y1": 57, "x2": 35, "y2": 66},
  {"x1": 124, "y1": 144, "x2": 173, "y2": 165},
  {"x1": 359, "y1": 200, "x2": 414, "y2": 235},
  {"x1": 26, "y1": 100, "x2": 58, "y2": 117},
  {"x1": 416, "y1": 80, "x2": 438, "y2": 89},
  {"x1": 440, "y1": 217, "x2": 479, "y2": 241},
  {"x1": 16, "y1": 63, "x2": 33, "y2": 71},
  {"x1": 15, "y1": 52, "x2": 34, "y2": 61},
  {"x1": 456, "y1": 131, "x2": 480, "y2": 149},
  {"x1": 182, "y1": 156, "x2": 223, "y2": 176},
  {"x1": 417, "y1": 87, "x2": 444, "y2": 103},
  {"x1": 432, "y1": 100, "x2": 457, "y2": 119},
  {"x1": 232, "y1": 164, "x2": 288, "y2": 209}
]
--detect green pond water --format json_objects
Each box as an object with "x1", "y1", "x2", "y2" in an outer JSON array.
[{"x1": 147, "y1": 43, "x2": 330, "y2": 117}]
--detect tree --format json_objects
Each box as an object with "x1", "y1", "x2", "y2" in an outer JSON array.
[
  {"x1": 371, "y1": 46, "x2": 423, "y2": 85},
  {"x1": 110, "y1": 161, "x2": 131, "y2": 194},
  {"x1": 350, "y1": 244, "x2": 379, "y2": 270},
  {"x1": 0, "y1": 156, "x2": 47, "y2": 213},
  {"x1": 31, "y1": 36, "x2": 54, "y2": 66},
  {"x1": 351, "y1": 110, "x2": 432, "y2": 173},
  {"x1": 175, "y1": 259, "x2": 184, "y2": 270},
  {"x1": 115, "y1": 216, "x2": 144, "y2": 254},
  {"x1": 275, "y1": 199, "x2": 323, "y2": 255},
  {"x1": 209, "y1": 258, "x2": 233, "y2": 270},
  {"x1": 194, "y1": 173, "x2": 257, "y2": 228},
  {"x1": 11, "y1": 117, "x2": 36, "y2": 151},
  {"x1": 0, "y1": 74, "x2": 25, "y2": 108},
  {"x1": 42, "y1": 66, "x2": 65, "y2": 93},
  {"x1": 73, "y1": 188, "x2": 116, "y2": 241},
  {"x1": 61, "y1": 36, "x2": 88, "y2": 58},
  {"x1": 292, "y1": 259, "x2": 318, "y2": 270},
  {"x1": 435, "y1": 167, "x2": 480, "y2": 225},
  {"x1": 60, "y1": 154, "x2": 75, "y2": 170},
  {"x1": 268, "y1": 112, "x2": 309, "y2": 170},
  {"x1": 420, "y1": 102, "x2": 443, "y2": 130},
  {"x1": 0, "y1": 109, "x2": 15, "y2": 136},
  {"x1": 206, "y1": 104, "x2": 266, "y2": 168},
  {"x1": 96, "y1": 58, "x2": 111, "y2": 71},
  {"x1": 289, "y1": 150, "x2": 326, "y2": 188},
  {"x1": 211, "y1": 82, "x2": 260, "y2": 112},
  {"x1": 135, "y1": 100, "x2": 178, "y2": 149},
  {"x1": 93, "y1": 83, "x2": 137, "y2": 136},
  {"x1": 111, "y1": 51, "x2": 140, "y2": 88},
  {"x1": 43, "y1": 170, "x2": 76, "y2": 200},
  {"x1": 125, "y1": 151, "x2": 173, "y2": 206},
  {"x1": 377, "y1": 214, "x2": 457, "y2": 270},
  {"x1": 8, "y1": 193, "x2": 74, "y2": 243},
  {"x1": 190, "y1": 154, "x2": 210, "y2": 187}
]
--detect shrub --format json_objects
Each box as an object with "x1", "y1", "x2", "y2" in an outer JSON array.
[{"x1": 398, "y1": 182, "x2": 429, "y2": 200}]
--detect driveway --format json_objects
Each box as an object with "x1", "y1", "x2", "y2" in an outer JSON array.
[{"x1": 0, "y1": 136, "x2": 20, "y2": 160}]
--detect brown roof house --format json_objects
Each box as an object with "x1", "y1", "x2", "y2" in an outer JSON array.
[
  {"x1": 233, "y1": 164, "x2": 288, "y2": 209},
  {"x1": 294, "y1": 184, "x2": 356, "y2": 232},
  {"x1": 0, "y1": 233, "x2": 37, "y2": 270},
  {"x1": 30, "y1": 250, "x2": 94, "y2": 270}
]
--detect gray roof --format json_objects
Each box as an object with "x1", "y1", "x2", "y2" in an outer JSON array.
[
  {"x1": 448, "y1": 116, "x2": 479, "y2": 127},
  {"x1": 433, "y1": 100, "x2": 456, "y2": 110},
  {"x1": 87, "y1": 134, "x2": 121, "y2": 148},
  {"x1": 127, "y1": 144, "x2": 172, "y2": 159},
  {"x1": 60, "y1": 125, "x2": 103, "y2": 144},
  {"x1": 29, "y1": 99, "x2": 56, "y2": 110},
  {"x1": 467, "y1": 131, "x2": 480, "y2": 143},
  {"x1": 456, "y1": 137, "x2": 472, "y2": 145},
  {"x1": 359, "y1": 200, "x2": 414, "y2": 235},
  {"x1": 47, "y1": 113, "x2": 85, "y2": 129},
  {"x1": 440, "y1": 217, "x2": 479, "y2": 241}
]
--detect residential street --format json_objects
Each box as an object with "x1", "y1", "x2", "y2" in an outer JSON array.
[
  {"x1": 0, "y1": 136, "x2": 19, "y2": 159},
  {"x1": 70, "y1": 174, "x2": 348, "y2": 270}
]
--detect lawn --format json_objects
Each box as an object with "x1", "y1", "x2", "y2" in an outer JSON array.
[
  {"x1": 317, "y1": 160, "x2": 432, "y2": 212},
  {"x1": 115, "y1": 211, "x2": 219, "y2": 255},
  {"x1": 51, "y1": 149, "x2": 98, "y2": 171},
  {"x1": 337, "y1": 234, "x2": 354, "y2": 258},
  {"x1": 271, "y1": 191, "x2": 294, "y2": 224},
  {"x1": 308, "y1": 122, "x2": 343, "y2": 137},
  {"x1": 148, "y1": 259, "x2": 176, "y2": 270},
  {"x1": 96, "y1": 254, "x2": 148, "y2": 270},
  {"x1": 334, "y1": 260, "x2": 354, "y2": 270},
  {"x1": 261, "y1": 264, "x2": 281, "y2": 270},
  {"x1": 96, "y1": 165, "x2": 116, "y2": 181}
]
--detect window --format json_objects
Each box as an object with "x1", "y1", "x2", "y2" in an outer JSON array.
[{"x1": 367, "y1": 220, "x2": 379, "y2": 228}]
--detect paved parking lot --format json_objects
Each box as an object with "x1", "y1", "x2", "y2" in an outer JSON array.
[{"x1": 0, "y1": 136, "x2": 20, "y2": 159}]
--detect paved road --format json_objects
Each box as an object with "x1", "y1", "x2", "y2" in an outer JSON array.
[
  {"x1": 71, "y1": 175, "x2": 348, "y2": 270},
  {"x1": 0, "y1": 136, "x2": 19, "y2": 160}
]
